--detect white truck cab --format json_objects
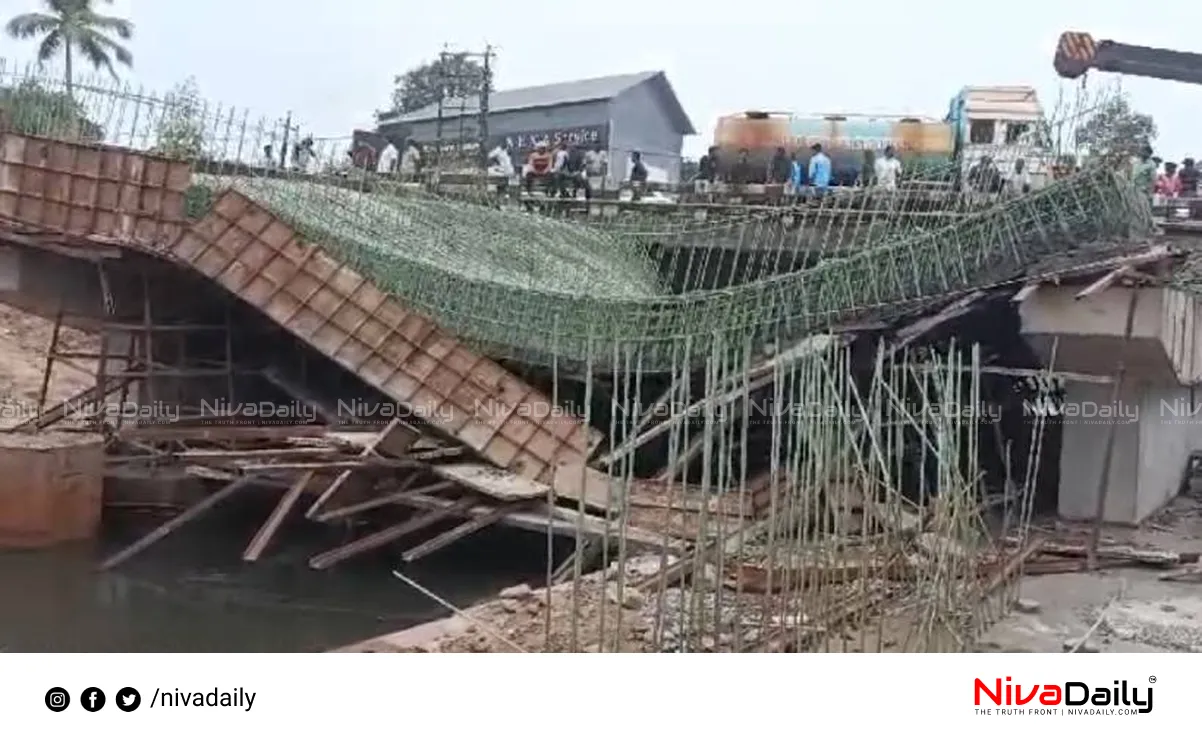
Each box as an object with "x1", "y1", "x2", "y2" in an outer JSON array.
[{"x1": 948, "y1": 86, "x2": 1052, "y2": 190}]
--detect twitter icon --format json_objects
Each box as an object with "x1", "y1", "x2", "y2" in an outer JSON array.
[{"x1": 115, "y1": 687, "x2": 141, "y2": 712}]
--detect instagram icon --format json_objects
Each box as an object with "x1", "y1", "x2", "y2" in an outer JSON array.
[{"x1": 44, "y1": 687, "x2": 70, "y2": 712}]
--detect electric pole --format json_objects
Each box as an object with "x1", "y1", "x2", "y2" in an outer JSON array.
[
  {"x1": 435, "y1": 46, "x2": 449, "y2": 175},
  {"x1": 279, "y1": 111, "x2": 293, "y2": 169},
  {"x1": 478, "y1": 44, "x2": 494, "y2": 175},
  {"x1": 431, "y1": 43, "x2": 497, "y2": 182}
]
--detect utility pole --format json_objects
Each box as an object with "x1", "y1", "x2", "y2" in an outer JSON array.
[
  {"x1": 478, "y1": 44, "x2": 494, "y2": 175},
  {"x1": 279, "y1": 111, "x2": 292, "y2": 169},
  {"x1": 431, "y1": 43, "x2": 497, "y2": 182},
  {"x1": 435, "y1": 46, "x2": 449, "y2": 175}
]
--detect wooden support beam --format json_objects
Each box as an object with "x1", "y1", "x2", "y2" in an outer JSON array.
[
  {"x1": 100, "y1": 477, "x2": 252, "y2": 570},
  {"x1": 550, "y1": 537, "x2": 605, "y2": 584},
  {"x1": 1075, "y1": 266, "x2": 1134, "y2": 300},
  {"x1": 305, "y1": 418, "x2": 408, "y2": 519},
  {"x1": 391, "y1": 487, "x2": 680, "y2": 552},
  {"x1": 242, "y1": 472, "x2": 314, "y2": 562},
  {"x1": 118, "y1": 425, "x2": 333, "y2": 442},
  {"x1": 314, "y1": 481, "x2": 455, "y2": 523},
  {"x1": 106, "y1": 447, "x2": 343, "y2": 464},
  {"x1": 8, "y1": 375, "x2": 134, "y2": 433},
  {"x1": 308, "y1": 497, "x2": 478, "y2": 570},
  {"x1": 401, "y1": 502, "x2": 525, "y2": 562},
  {"x1": 240, "y1": 458, "x2": 414, "y2": 473},
  {"x1": 887, "y1": 291, "x2": 986, "y2": 356}
]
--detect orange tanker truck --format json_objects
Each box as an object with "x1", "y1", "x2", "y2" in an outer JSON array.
[{"x1": 712, "y1": 86, "x2": 1052, "y2": 188}]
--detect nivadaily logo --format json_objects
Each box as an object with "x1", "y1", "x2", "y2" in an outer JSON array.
[{"x1": 974, "y1": 676, "x2": 1154, "y2": 715}]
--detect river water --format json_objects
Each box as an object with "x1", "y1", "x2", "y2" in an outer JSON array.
[{"x1": 0, "y1": 503, "x2": 556, "y2": 652}]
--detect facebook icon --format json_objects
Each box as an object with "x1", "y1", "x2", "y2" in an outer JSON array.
[{"x1": 80, "y1": 687, "x2": 106, "y2": 712}]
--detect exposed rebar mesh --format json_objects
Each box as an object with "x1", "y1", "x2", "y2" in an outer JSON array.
[
  {"x1": 0, "y1": 61, "x2": 1157, "y2": 652},
  {"x1": 0, "y1": 63, "x2": 1153, "y2": 375}
]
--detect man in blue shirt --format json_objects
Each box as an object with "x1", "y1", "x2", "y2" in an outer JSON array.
[
  {"x1": 808, "y1": 143, "x2": 832, "y2": 193},
  {"x1": 789, "y1": 150, "x2": 805, "y2": 196}
]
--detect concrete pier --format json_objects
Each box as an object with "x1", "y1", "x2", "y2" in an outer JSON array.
[
  {"x1": 1020, "y1": 285, "x2": 1202, "y2": 524},
  {"x1": 0, "y1": 431, "x2": 104, "y2": 547}
]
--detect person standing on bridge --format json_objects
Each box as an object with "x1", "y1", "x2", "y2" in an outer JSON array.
[
  {"x1": 874, "y1": 145, "x2": 902, "y2": 190},
  {"x1": 730, "y1": 148, "x2": 753, "y2": 185},
  {"x1": 788, "y1": 150, "x2": 805, "y2": 197},
  {"x1": 808, "y1": 143, "x2": 832, "y2": 193},
  {"x1": 1180, "y1": 158, "x2": 1200, "y2": 196},
  {"x1": 769, "y1": 147, "x2": 792, "y2": 185},
  {"x1": 1156, "y1": 161, "x2": 1182, "y2": 198},
  {"x1": 1131, "y1": 145, "x2": 1157, "y2": 202}
]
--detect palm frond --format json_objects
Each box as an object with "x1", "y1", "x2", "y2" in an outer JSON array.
[
  {"x1": 35, "y1": 28, "x2": 63, "y2": 63},
  {"x1": 85, "y1": 12, "x2": 132, "y2": 40},
  {"x1": 5, "y1": 12, "x2": 60, "y2": 39},
  {"x1": 83, "y1": 29, "x2": 132, "y2": 68},
  {"x1": 75, "y1": 34, "x2": 117, "y2": 78}
]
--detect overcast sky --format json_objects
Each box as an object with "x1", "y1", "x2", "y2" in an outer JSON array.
[{"x1": 3, "y1": 0, "x2": 1202, "y2": 158}]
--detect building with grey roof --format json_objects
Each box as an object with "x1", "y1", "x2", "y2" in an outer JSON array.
[{"x1": 375, "y1": 70, "x2": 695, "y2": 185}]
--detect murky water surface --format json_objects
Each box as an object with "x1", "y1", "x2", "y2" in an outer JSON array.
[{"x1": 0, "y1": 507, "x2": 552, "y2": 652}]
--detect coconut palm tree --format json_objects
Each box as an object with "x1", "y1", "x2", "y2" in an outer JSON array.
[{"x1": 5, "y1": 0, "x2": 134, "y2": 97}]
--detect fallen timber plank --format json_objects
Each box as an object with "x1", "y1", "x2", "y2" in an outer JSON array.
[
  {"x1": 240, "y1": 458, "x2": 416, "y2": 472},
  {"x1": 308, "y1": 497, "x2": 479, "y2": 570},
  {"x1": 243, "y1": 472, "x2": 315, "y2": 562},
  {"x1": 390, "y1": 487, "x2": 682, "y2": 553},
  {"x1": 117, "y1": 425, "x2": 334, "y2": 442},
  {"x1": 168, "y1": 189, "x2": 608, "y2": 507},
  {"x1": 1004, "y1": 537, "x2": 1190, "y2": 568},
  {"x1": 314, "y1": 481, "x2": 455, "y2": 523},
  {"x1": 550, "y1": 538, "x2": 605, "y2": 584},
  {"x1": 305, "y1": 418, "x2": 416, "y2": 518},
  {"x1": 107, "y1": 447, "x2": 343, "y2": 465},
  {"x1": 401, "y1": 502, "x2": 528, "y2": 562},
  {"x1": 432, "y1": 463, "x2": 550, "y2": 502},
  {"x1": 100, "y1": 477, "x2": 253, "y2": 570},
  {"x1": 7, "y1": 375, "x2": 133, "y2": 433}
]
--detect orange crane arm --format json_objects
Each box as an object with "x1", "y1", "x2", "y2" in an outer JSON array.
[{"x1": 1054, "y1": 31, "x2": 1202, "y2": 85}]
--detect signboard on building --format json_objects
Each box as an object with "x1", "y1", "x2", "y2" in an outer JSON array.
[{"x1": 498, "y1": 124, "x2": 608, "y2": 153}]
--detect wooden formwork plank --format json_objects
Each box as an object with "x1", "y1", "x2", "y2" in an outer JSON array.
[
  {"x1": 168, "y1": 189, "x2": 605, "y2": 504},
  {"x1": 0, "y1": 132, "x2": 190, "y2": 248}
]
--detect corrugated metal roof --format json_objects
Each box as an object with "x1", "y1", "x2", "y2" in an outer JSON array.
[{"x1": 378, "y1": 70, "x2": 695, "y2": 134}]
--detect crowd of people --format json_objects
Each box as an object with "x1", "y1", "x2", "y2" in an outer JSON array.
[
  {"x1": 694, "y1": 144, "x2": 1034, "y2": 197},
  {"x1": 507, "y1": 141, "x2": 650, "y2": 200},
  {"x1": 1130, "y1": 145, "x2": 1202, "y2": 200},
  {"x1": 351, "y1": 135, "x2": 634, "y2": 200},
  {"x1": 695, "y1": 143, "x2": 843, "y2": 192}
]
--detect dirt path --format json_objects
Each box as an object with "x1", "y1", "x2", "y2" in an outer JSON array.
[{"x1": 0, "y1": 302, "x2": 97, "y2": 427}]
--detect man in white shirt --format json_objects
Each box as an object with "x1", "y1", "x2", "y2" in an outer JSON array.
[
  {"x1": 376, "y1": 141, "x2": 399, "y2": 174},
  {"x1": 399, "y1": 141, "x2": 421, "y2": 177},
  {"x1": 584, "y1": 148, "x2": 607, "y2": 177},
  {"x1": 1005, "y1": 158, "x2": 1032, "y2": 196},
  {"x1": 874, "y1": 145, "x2": 902, "y2": 190},
  {"x1": 487, "y1": 144, "x2": 514, "y2": 178},
  {"x1": 549, "y1": 141, "x2": 572, "y2": 196}
]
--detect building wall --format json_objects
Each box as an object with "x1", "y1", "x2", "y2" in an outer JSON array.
[
  {"x1": 377, "y1": 81, "x2": 687, "y2": 186},
  {"x1": 381, "y1": 100, "x2": 611, "y2": 149},
  {"x1": 607, "y1": 83, "x2": 685, "y2": 184}
]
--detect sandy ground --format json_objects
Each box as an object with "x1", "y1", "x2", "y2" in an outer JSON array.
[
  {"x1": 342, "y1": 495, "x2": 1202, "y2": 654},
  {"x1": 981, "y1": 495, "x2": 1202, "y2": 653},
  {"x1": 0, "y1": 302, "x2": 97, "y2": 427}
]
